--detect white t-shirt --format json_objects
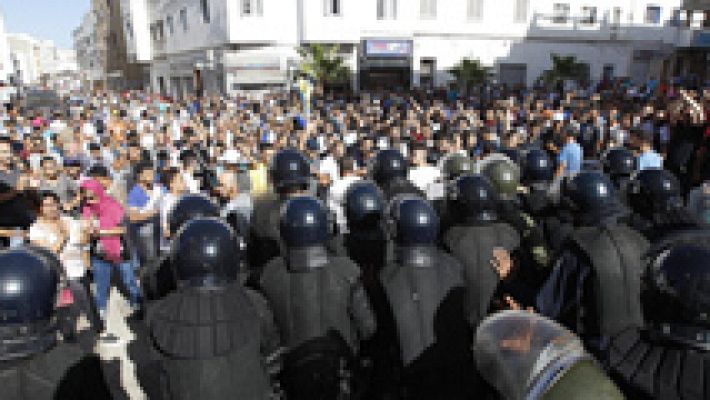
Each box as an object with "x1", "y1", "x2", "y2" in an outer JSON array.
[
  {"x1": 408, "y1": 165, "x2": 441, "y2": 193},
  {"x1": 61, "y1": 217, "x2": 87, "y2": 280},
  {"x1": 319, "y1": 156, "x2": 340, "y2": 183},
  {"x1": 183, "y1": 172, "x2": 201, "y2": 194}
]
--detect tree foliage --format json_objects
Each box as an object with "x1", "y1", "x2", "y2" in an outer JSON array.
[
  {"x1": 297, "y1": 44, "x2": 350, "y2": 87},
  {"x1": 448, "y1": 58, "x2": 489, "y2": 91},
  {"x1": 540, "y1": 54, "x2": 588, "y2": 86}
]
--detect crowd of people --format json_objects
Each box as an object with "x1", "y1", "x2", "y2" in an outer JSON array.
[{"x1": 0, "y1": 81, "x2": 709, "y2": 399}]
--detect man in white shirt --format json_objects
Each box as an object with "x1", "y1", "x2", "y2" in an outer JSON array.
[
  {"x1": 328, "y1": 157, "x2": 361, "y2": 233},
  {"x1": 408, "y1": 145, "x2": 441, "y2": 194},
  {"x1": 319, "y1": 141, "x2": 346, "y2": 183}
]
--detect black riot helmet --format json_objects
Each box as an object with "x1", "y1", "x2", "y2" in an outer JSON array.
[
  {"x1": 0, "y1": 249, "x2": 59, "y2": 326},
  {"x1": 522, "y1": 149, "x2": 553, "y2": 184},
  {"x1": 170, "y1": 217, "x2": 242, "y2": 287},
  {"x1": 371, "y1": 149, "x2": 408, "y2": 187},
  {"x1": 345, "y1": 180, "x2": 385, "y2": 232},
  {"x1": 628, "y1": 169, "x2": 682, "y2": 216},
  {"x1": 388, "y1": 196, "x2": 439, "y2": 246},
  {"x1": 562, "y1": 171, "x2": 623, "y2": 220},
  {"x1": 280, "y1": 196, "x2": 329, "y2": 248},
  {"x1": 269, "y1": 148, "x2": 311, "y2": 192},
  {"x1": 603, "y1": 148, "x2": 636, "y2": 178},
  {"x1": 169, "y1": 194, "x2": 220, "y2": 235},
  {"x1": 647, "y1": 244, "x2": 710, "y2": 349},
  {"x1": 448, "y1": 174, "x2": 499, "y2": 223}
]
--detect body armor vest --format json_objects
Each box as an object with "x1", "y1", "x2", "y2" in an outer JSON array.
[
  {"x1": 147, "y1": 284, "x2": 271, "y2": 400},
  {"x1": 571, "y1": 224, "x2": 648, "y2": 337},
  {"x1": 443, "y1": 223, "x2": 520, "y2": 327},
  {"x1": 379, "y1": 247, "x2": 464, "y2": 365}
]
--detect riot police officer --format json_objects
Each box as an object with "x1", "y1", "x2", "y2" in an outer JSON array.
[
  {"x1": 441, "y1": 174, "x2": 521, "y2": 327},
  {"x1": 521, "y1": 148, "x2": 573, "y2": 266},
  {"x1": 483, "y1": 159, "x2": 552, "y2": 289},
  {"x1": 521, "y1": 148, "x2": 555, "y2": 214},
  {"x1": 441, "y1": 153, "x2": 475, "y2": 183},
  {"x1": 249, "y1": 148, "x2": 312, "y2": 277},
  {"x1": 370, "y1": 149, "x2": 423, "y2": 201},
  {"x1": 433, "y1": 153, "x2": 475, "y2": 230},
  {"x1": 145, "y1": 218, "x2": 278, "y2": 400},
  {"x1": 537, "y1": 172, "x2": 649, "y2": 356},
  {"x1": 627, "y1": 168, "x2": 710, "y2": 247},
  {"x1": 602, "y1": 148, "x2": 636, "y2": 204},
  {"x1": 258, "y1": 196, "x2": 376, "y2": 400},
  {"x1": 474, "y1": 311, "x2": 624, "y2": 400},
  {"x1": 344, "y1": 180, "x2": 388, "y2": 280},
  {"x1": 606, "y1": 244, "x2": 710, "y2": 399},
  {"x1": 378, "y1": 196, "x2": 471, "y2": 400},
  {"x1": 0, "y1": 248, "x2": 112, "y2": 400},
  {"x1": 141, "y1": 194, "x2": 221, "y2": 302},
  {"x1": 167, "y1": 193, "x2": 220, "y2": 236}
]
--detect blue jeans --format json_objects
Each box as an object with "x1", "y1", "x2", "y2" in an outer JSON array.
[{"x1": 92, "y1": 258, "x2": 141, "y2": 314}]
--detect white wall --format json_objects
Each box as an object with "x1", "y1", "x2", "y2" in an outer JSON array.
[
  {"x1": 122, "y1": 0, "x2": 152, "y2": 62},
  {"x1": 227, "y1": 0, "x2": 298, "y2": 45},
  {"x1": 0, "y1": 12, "x2": 10, "y2": 82}
]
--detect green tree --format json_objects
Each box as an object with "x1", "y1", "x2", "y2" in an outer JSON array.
[
  {"x1": 540, "y1": 54, "x2": 588, "y2": 87},
  {"x1": 297, "y1": 44, "x2": 350, "y2": 90},
  {"x1": 448, "y1": 58, "x2": 489, "y2": 93}
]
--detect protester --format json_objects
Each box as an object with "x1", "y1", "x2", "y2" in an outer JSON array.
[{"x1": 80, "y1": 179, "x2": 140, "y2": 325}]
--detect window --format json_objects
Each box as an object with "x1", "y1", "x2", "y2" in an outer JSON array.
[
  {"x1": 514, "y1": 0, "x2": 528, "y2": 23},
  {"x1": 377, "y1": 0, "x2": 397, "y2": 20},
  {"x1": 670, "y1": 8, "x2": 682, "y2": 26},
  {"x1": 468, "y1": 0, "x2": 483, "y2": 21},
  {"x1": 552, "y1": 3, "x2": 570, "y2": 24},
  {"x1": 125, "y1": 20, "x2": 133, "y2": 39},
  {"x1": 645, "y1": 5, "x2": 661, "y2": 24},
  {"x1": 603, "y1": 64, "x2": 614, "y2": 81},
  {"x1": 324, "y1": 0, "x2": 341, "y2": 16},
  {"x1": 420, "y1": 58, "x2": 436, "y2": 89},
  {"x1": 581, "y1": 6, "x2": 597, "y2": 24},
  {"x1": 156, "y1": 20, "x2": 164, "y2": 40},
  {"x1": 180, "y1": 8, "x2": 188, "y2": 31},
  {"x1": 420, "y1": 0, "x2": 437, "y2": 19},
  {"x1": 612, "y1": 7, "x2": 622, "y2": 25},
  {"x1": 201, "y1": 0, "x2": 210, "y2": 23},
  {"x1": 166, "y1": 15, "x2": 174, "y2": 35},
  {"x1": 242, "y1": 0, "x2": 263, "y2": 16}
]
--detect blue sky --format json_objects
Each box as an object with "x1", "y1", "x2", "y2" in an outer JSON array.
[{"x1": 2, "y1": 0, "x2": 90, "y2": 49}]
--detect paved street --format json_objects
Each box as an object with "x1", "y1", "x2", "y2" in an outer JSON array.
[{"x1": 96, "y1": 288, "x2": 145, "y2": 400}]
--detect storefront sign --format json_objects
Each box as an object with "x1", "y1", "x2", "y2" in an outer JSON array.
[
  {"x1": 693, "y1": 32, "x2": 710, "y2": 48},
  {"x1": 365, "y1": 40, "x2": 412, "y2": 57}
]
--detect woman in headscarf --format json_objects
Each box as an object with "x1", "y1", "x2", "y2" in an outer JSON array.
[{"x1": 80, "y1": 179, "x2": 141, "y2": 325}]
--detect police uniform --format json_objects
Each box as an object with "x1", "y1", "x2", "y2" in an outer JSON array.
[
  {"x1": 605, "y1": 244, "x2": 710, "y2": 400},
  {"x1": 248, "y1": 149, "x2": 313, "y2": 280},
  {"x1": 376, "y1": 197, "x2": 471, "y2": 400},
  {"x1": 370, "y1": 149, "x2": 424, "y2": 201},
  {"x1": 144, "y1": 218, "x2": 277, "y2": 400},
  {"x1": 537, "y1": 173, "x2": 649, "y2": 355},
  {"x1": 0, "y1": 249, "x2": 112, "y2": 400},
  {"x1": 258, "y1": 196, "x2": 376, "y2": 400}
]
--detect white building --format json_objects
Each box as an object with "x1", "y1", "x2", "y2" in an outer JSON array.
[
  {"x1": 0, "y1": 12, "x2": 11, "y2": 83},
  {"x1": 122, "y1": 0, "x2": 706, "y2": 96},
  {"x1": 73, "y1": 6, "x2": 107, "y2": 89},
  {"x1": 6, "y1": 34, "x2": 78, "y2": 87}
]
